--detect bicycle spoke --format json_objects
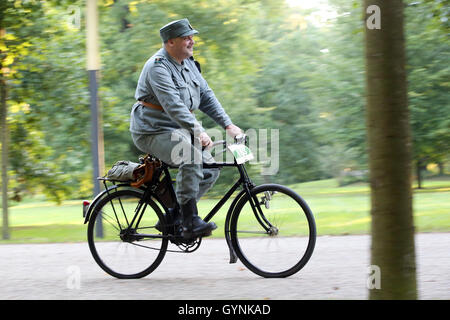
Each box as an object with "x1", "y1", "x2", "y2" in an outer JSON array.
[
  {"x1": 231, "y1": 184, "x2": 316, "y2": 278},
  {"x1": 107, "y1": 196, "x2": 124, "y2": 230},
  {"x1": 236, "y1": 230, "x2": 268, "y2": 235},
  {"x1": 101, "y1": 210, "x2": 122, "y2": 232},
  {"x1": 88, "y1": 189, "x2": 168, "y2": 279},
  {"x1": 116, "y1": 195, "x2": 130, "y2": 227}
]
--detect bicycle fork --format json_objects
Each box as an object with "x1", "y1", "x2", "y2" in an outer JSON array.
[{"x1": 238, "y1": 164, "x2": 274, "y2": 233}]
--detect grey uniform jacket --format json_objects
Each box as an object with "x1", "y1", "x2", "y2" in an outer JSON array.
[{"x1": 130, "y1": 47, "x2": 232, "y2": 137}]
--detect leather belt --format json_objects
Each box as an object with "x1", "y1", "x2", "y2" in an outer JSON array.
[
  {"x1": 138, "y1": 100, "x2": 164, "y2": 111},
  {"x1": 138, "y1": 100, "x2": 194, "y2": 113}
]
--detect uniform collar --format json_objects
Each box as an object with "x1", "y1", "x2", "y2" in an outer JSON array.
[{"x1": 161, "y1": 47, "x2": 190, "y2": 72}]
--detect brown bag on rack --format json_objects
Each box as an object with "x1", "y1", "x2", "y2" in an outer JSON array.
[{"x1": 131, "y1": 155, "x2": 162, "y2": 188}]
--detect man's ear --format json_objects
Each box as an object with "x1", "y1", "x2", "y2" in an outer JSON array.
[{"x1": 166, "y1": 38, "x2": 176, "y2": 47}]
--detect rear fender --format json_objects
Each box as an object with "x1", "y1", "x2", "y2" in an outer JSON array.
[{"x1": 83, "y1": 184, "x2": 135, "y2": 224}]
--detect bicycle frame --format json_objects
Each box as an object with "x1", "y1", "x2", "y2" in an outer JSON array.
[
  {"x1": 86, "y1": 133, "x2": 316, "y2": 279},
  {"x1": 203, "y1": 162, "x2": 274, "y2": 230},
  {"x1": 118, "y1": 159, "x2": 274, "y2": 263},
  {"x1": 83, "y1": 133, "x2": 274, "y2": 263}
]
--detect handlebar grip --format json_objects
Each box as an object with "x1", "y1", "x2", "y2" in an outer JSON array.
[
  {"x1": 212, "y1": 140, "x2": 226, "y2": 147},
  {"x1": 203, "y1": 140, "x2": 226, "y2": 152},
  {"x1": 201, "y1": 135, "x2": 246, "y2": 151}
]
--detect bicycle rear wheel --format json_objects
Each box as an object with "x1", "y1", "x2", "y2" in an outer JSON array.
[
  {"x1": 230, "y1": 184, "x2": 316, "y2": 278},
  {"x1": 87, "y1": 188, "x2": 168, "y2": 279}
]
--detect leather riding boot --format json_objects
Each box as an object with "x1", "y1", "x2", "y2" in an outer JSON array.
[
  {"x1": 171, "y1": 207, "x2": 183, "y2": 227},
  {"x1": 181, "y1": 199, "x2": 217, "y2": 238},
  {"x1": 155, "y1": 207, "x2": 182, "y2": 233}
]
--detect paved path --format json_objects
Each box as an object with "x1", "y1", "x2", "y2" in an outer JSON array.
[{"x1": 0, "y1": 233, "x2": 448, "y2": 300}]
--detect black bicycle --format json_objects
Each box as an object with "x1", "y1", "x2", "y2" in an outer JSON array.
[{"x1": 83, "y1": 135, "x2": 316, "y2": 279}]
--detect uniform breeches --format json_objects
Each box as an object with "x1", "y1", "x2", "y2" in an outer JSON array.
[{"x1": 131, "y1": 130, "x2": 220, "y2": 205}]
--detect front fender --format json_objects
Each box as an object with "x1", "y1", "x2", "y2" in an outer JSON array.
[{"x1": 224, "y1": 188, "x2": 248, "y2": 263}]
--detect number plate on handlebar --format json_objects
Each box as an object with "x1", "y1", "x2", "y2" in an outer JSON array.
[{"x1": 227, "y1": 144, "x2": 254, "y2": 164}]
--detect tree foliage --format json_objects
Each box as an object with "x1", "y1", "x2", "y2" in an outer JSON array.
[
  {"x1": 0, "y1": 0, "x2": 447, "y2": 203},
  {"x1": 406, "y1": 0, "x2": 450, "y2": 184}
]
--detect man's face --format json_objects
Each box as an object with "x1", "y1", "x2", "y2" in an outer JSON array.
[{"x1": 170, "y1": 35, "x2": 195, "y2": 60}]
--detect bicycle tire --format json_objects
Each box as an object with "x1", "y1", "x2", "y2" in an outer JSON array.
[
  {"x1": 230, "y1": 184, "x2": 316, "y2": 278},
  {"x1": 87, "y1": 188, "x2": 168, "y2": 279}
]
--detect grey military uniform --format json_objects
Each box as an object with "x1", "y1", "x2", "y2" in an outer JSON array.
[
  {"x1": 130, "y1": 47, "x2": 232, "y2": 205},
  {"x1": 131, "y1": 47, "x2": 232, "y2": 135}
]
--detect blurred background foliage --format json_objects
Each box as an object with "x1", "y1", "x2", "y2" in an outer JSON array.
[{"x1": 0, "y1": 0, "x2": 448, "y2": 202}]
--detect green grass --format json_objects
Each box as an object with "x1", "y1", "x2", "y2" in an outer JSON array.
[{"x1": 1, "y1": 177, "x2": 449, "y2": 243}]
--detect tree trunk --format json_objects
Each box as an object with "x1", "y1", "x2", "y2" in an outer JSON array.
[
  {"x1": 416, "y1": 161, "x2": 423, "y2": 189},
  {"x1": 437, "y1": 162, "x2": 444, "y2": 176},
  {"x1": 364, "y1": 1, "x2": 417, "y2": 299},
  {"x1": 0, "y1": 27, "x2": 9, "y2": 240}
]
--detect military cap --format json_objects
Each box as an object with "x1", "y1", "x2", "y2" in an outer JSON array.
[{"x1": 160, "y1": 18, "x2": 199, "y2": 42}]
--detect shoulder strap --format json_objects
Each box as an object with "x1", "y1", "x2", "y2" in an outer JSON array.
[{"x1": 189, "y1": 56, "x2": 201, "y2": 73}]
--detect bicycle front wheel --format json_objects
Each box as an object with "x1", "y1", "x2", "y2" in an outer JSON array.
[
  {"x1": 87, "y1": 188, "x2": 168, "y2": 279},
  {"x1": 230, "y1": 184, "x2": 316, "y2": 278}
]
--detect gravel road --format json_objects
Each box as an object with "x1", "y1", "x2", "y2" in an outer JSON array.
[{"x1": 0, "y1": 233, "x2": 448, "y2": 300}]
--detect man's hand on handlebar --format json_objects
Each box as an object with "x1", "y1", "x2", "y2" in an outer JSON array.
[
  {"x1": 198, "y1": 125, "x2": 244, "y2": 151},
  {"x1": 225, "y1": 124, "x2": 243, "y2": 139},
  {"x1": 199, "y1": 131, "x2": 213, "y2": 149}
]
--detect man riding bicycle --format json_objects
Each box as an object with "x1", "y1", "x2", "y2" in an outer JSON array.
[{"x1": 130, "y1": 18, "x2": 242, "y2": 239}]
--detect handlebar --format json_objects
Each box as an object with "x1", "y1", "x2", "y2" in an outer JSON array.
[
  {"x1": 208, "y1": 134, "x2": 247, "y2": 154},
  {"x1": 213, "y1": 134, "x2": 246, "y2": 146}
]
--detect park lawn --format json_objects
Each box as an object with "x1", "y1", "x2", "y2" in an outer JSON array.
[{"x1": 1, "y1": 177, "x2": 449, "y2": 244}]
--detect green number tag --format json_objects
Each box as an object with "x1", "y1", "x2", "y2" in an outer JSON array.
[{"x1": 227, "y1": 144, "x2": 254, "y2": 164}]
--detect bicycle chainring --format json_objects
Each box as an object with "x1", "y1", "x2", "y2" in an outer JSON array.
[{"x1": 174, "y1": 237, "x2": 202, "y2": 253}]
